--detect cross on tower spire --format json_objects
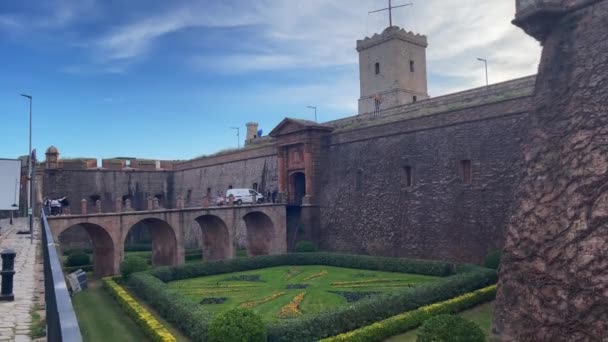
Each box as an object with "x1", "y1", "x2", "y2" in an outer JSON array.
[{"x1": 369, "y1": 0, "x2": 413, "y2": 28}]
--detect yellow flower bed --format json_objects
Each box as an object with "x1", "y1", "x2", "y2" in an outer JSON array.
[
  {"x1": 240, "y1": 291, "x2": 286, "y2": 308},
  {"x1": 103, "y1": 277, "x2": 176, "y2": 342},
  {"x1": 285, "y1": 267, "x2": 303, "y2": 280},
  {"x1": 333, "y1": 283, "x2": 415, "y2": 289},
  {"x1": 172, "y1": 283, "x2": 259, "y2": 289},
  {"x1": 278, "y1": 291, "x2": 307, "y2": 319},
  {"x1": 303, "y1": 270, "x2": 328, "y2": 281},
  {"x1": 331, "y1": 278, "x2": 413, "y2": 286},
  {"x1": 181, "y1": 288, "x2": 250, "y2": 295},
  {"x1": 321, "y1": 285, "x2": 497, "y2": 342}
]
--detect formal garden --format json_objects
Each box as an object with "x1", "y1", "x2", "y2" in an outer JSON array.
[{"x1": 63, "y1": 243, "x2": 500, "y2": 342}]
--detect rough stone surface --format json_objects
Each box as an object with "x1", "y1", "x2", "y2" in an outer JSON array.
[
  {"x1": 0, "y1": 218, "x2": 39, "y2": 342},
  {"x1": 319, "y1": 97, "x2": 531, "y2": 263},
  {"x1": 494, "y1": 1, "x2": 608, "y2": 340}
]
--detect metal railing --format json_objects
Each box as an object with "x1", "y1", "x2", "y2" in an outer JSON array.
[{"x1": 41, "y1": 211, "x2": 82, "y2": 342}]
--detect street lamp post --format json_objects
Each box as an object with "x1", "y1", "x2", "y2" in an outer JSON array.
[
  {"x1": 21, "y1": 94, "x2": 32, "y2": 238},
  {"x1": 477, "y1": 58, "x2": 489, "y2": 87},
  {"x1": 306, "y1": 106, "x2": 317, "y2": 122},
  {"x1": 230, "y1": 127, "x2": 240, "y2": 148}
]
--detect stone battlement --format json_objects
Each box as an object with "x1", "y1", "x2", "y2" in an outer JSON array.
[
  {"x1": 326, "y1": 75, "x2": 536, "y2": 132},
  {"x1": 356, "y1": 26, "x2": 427, "y2": 51}
]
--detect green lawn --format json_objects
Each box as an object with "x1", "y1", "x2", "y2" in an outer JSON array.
[
  {"x1": 168, "y1": 265, "x2": 439, "y2": 322},
  {"x1": 72, "y1": 282, "x2": 150, "y2": 342},
  {"x1": 384, "y1": 302, "x2": 495, "y2": 342}
]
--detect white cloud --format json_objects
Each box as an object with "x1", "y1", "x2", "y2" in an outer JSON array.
[
  {"x1": 6, "y1": 0, "x2": 542, "y2": 107},
  {"x1": 182, "y1": 0, "x2": 540, "y2": 94}
]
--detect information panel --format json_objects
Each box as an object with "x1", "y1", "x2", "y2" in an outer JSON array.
[{"x1": 0, "y1": 159, "x2": 21, "y2": 211}]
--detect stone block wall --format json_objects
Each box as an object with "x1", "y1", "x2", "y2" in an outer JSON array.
[
  {"x1": 317, "y1": 96, "x2": 532, "y2": 263},
  {"x1": 41, "y1": 169, "x2": 170, "y2": 214}
]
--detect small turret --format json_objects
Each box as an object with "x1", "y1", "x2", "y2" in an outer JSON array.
[{"x1": 45, "y1": 146, "x2": 59, "y2": 169}]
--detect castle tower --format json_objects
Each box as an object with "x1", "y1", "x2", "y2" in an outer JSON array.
[
  {"x1": 357, "y1": 26, "x2": 429, "y2": 114},
  {"x1": 246, "y1": 122, "x2": 259, "y2": 140},
  {"x1": 45, "y1": 146, "x2": 59, "y2": 169}
]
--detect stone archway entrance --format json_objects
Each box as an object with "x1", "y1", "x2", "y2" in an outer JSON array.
[
  {"x1": 243, "y1": 212, "x2": 275, "y2": 256},
  {"x1": 290, "y1": 172, "x2": 306, "y2": 204},
  {"x1": 59, "y1": 223, "x2": 115, "y2": 277},
  {"x1": 195, "y1": 215, "x2": 232, "y2": 261},
  {"x1": 125, "y1": 218, "x2": 177, "y2": 266}
]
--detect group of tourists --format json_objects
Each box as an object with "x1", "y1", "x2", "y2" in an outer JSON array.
[
  {"x1": 266, "y1": 189, "x2": 278, "y2": 203},
  {"x1": 44, "y1": 196, "x2": 69, "y2": 216}
]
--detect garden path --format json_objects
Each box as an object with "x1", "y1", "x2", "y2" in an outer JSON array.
[{"x1": 0, "y1": 218, "x2": 40, "y2": 342}]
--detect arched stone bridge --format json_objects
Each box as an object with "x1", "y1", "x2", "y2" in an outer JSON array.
[{"x1": 47, "y1": 204, "x2": 287, "y2": 276}]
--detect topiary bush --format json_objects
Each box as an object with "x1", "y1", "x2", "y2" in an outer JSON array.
[
  {"x1": 208, "y1": 308, "x2": 266, "y2": 342},
  {"x1": 66, "y1": 252, "x2": 91, "y2": 267},
  {"x1": 417, "y1": 314, "x2": 485, "y2": 342},
  {"x1": 121, "y1": 256, "x2": 149, "y2": 279},
  {"x1": 484, "y1": 250, "x2": 502, "y2": 270},
  {"x1": 295, "y1": 240, "x2": 318, "y2": 253}
]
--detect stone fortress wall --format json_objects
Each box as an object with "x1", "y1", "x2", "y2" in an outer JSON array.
[{"x1": 40, "y1": 73, "x2": 534, "y2": 263}]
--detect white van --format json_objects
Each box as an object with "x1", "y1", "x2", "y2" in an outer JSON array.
[{"x1": 226, "y1": 189, "x2": 265, "y2": 205}]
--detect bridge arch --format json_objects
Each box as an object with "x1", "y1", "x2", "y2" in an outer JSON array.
[
  {"x1": 124, "y1": 218, "x2": 177, "y2": 267},
  {"x1": 195, "y1": 215, "x2": 232, "y2": 261},
  {"x1": 243, "y1": 211, "x2": 275, "y2": 256},
  {"x1": 58, "y1": 223, "x2": 116, "y2": 277}
]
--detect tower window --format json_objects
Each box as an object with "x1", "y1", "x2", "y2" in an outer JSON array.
[
  {"x1": 413, "y1": 96, "x2": 417, "y2": 103},
  {"x1": 410, "y1": 60, "x2": 415, "y2": 72},
  {"x1": 375, "y1": 62, "x2": 380, "y2": 75},
  {"x1": 404, "y1": 166, "x2": 413, "y2": 187},
  {"x1": 460, "y1": 160, "x2": 472, "y2": 184}
]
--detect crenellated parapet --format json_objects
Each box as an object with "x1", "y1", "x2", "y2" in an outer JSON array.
[{"x1": 356, "y1": 26, "x2": 427, "y2": 51}]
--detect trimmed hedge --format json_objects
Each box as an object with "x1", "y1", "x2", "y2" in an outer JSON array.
[
  {"x1": 66, "y1": 252, "x2": 91, "y2": 267},
  {"x1": 484, "y1": 250, "x2": 502, "y2": 270},
  {"x1": 64, "y1": 265, "x2": 93, "y2": 273},
  {"x1": 127, "y1": 253, "x2": 496, "y2": 342},
  {"x1": 320, "y1": 285, "x2": 496, "y2": 342},
  {"x1": 150, "y1": 253, "x2": 457, "y2": 283},
  {"x1": 127, "y1": 273, "x2": 212, "y2": 341},
  {"x1": 103, "y1": 277, "x2": 176, "y2": 342},
  {"x1": 417, "y1": 314, "x2": 485, "y2": 342},
  {"x1": 295, "y1": 240, "x2": 318, "y2": 253}
]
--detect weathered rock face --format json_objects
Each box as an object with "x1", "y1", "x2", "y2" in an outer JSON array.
[{"x1": 494, "y1": 1, "x2": 608, "y2": 340}]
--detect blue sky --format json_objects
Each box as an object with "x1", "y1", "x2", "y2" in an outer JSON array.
[{"x1": 0, "y1": 0, "x2": 541, "y2": 161}]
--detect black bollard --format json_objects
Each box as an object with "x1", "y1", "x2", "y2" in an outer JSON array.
[{"x1": 0, "y1": 249, "x2": 16, "y2": 301}]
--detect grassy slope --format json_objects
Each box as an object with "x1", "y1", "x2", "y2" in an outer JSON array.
[
  {"x1": 72, "y1": 282, "x2": 150, "y2": 342},
  {"x1": 384, "y1": 302, "x2": 495, "y2": 342},
  {"x1": 168, "y1": 265, "x2": 439, "y2": 322}
]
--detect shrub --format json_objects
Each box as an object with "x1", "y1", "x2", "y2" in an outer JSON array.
[
  {"x1": 321, "y1": 285, "x2": 496, "y2": 342},
  {"x1": 66, "y1": 252, "x2": 90, "y2": 267},
  {"x1": 63, "y1": 248, "x2": 93, "y2": 256},
  {"x1": 208, "y1": 308, "x2": 266, "y2": 342},
  {"x1": 484, "y1": 250, "x2": 501, "y2": 270},
  {"x1": 417, "y1": 314, "x2": 484, "y2": 342},
  {"x1": 121, "y1": 256, "x2": 149, "y2": 279},
  {"x1": 125, "y1": 243, "x2": 153, "y2": 252},
  {"x1": 295, "y1": 240, "x2": 318, "y2": 253}
]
